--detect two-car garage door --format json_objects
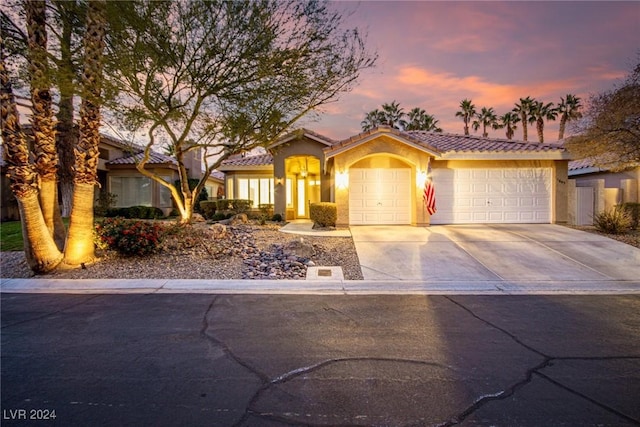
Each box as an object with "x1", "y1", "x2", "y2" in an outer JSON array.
[
  {"x1": 430, "y1": 168, "x2": 552, "y2": 224},
  {"x1": 348, "y1": 167, "x2": 553, "y2": 225}
]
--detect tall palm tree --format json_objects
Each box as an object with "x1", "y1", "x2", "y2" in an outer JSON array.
[
  {"x1": 381, "y1": 100, "x2": 406, "y2": 129},
  {"x1": 1, "y1": 30, "x2": 64, "y2": 273},
  {"x1": 557, "y1": 93, "x2": 583, "y2": 140},
  {"x1": 361, "y1": 109, "x2": 385, "y2": 131},
  {"x1": 498, "y1": 111, "x2": 520, "y2": 140},
  {"x1": 513, "y1": 96, "x2": 534, "y2": 141},
  {"x1": 64, "y1": 0, "x2": 107, "y2": 266},
  {"x1": 405, "y1": 107, "x2": 442, "y2": 132},
  {"x1": 455, "y1": 98, "x2": 476, "y2": 135},
  {"x1": 26, "y1": 0, "x2": 66, "y2": 250},
  {"x1": 528, "y1": 100, "x2": 558, "y2": 143},
  {"x1": 472, "y1": 107, "x2": 499, "y2": 138}
]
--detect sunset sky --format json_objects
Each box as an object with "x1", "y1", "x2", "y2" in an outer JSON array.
[{"x1": 306, "y1": 1, "x2": 639, "y2": 142}]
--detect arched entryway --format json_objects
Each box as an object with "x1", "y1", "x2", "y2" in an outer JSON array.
[{"x1": 283, "y1": 155, "x2": 321, "y2": 219}]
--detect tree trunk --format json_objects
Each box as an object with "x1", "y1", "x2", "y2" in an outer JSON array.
[
  {"x1": 39, "y1": 179, "x2": 66, "y2": 250},
  {"x1": 521, "y1": 114, "x2": 528, "y2": 141},
  {"x1": 56, "y1": 6, "x2": 77, "y2": 217},
  {"x1": 18, "y1": 193, "x2": 64, "y2": 273},
  {"x1": 64, "y1": 182, "x2": 96, "y2": 265},
  {"x1": 558, "y1": 118, "x2": 567, "y2": 140},
  {"x1": 537, "y1": 118, "x2": 544, "y2": 143},
  {"x1": 64, "y1": 0, "x2": 106, "y2": 266}
]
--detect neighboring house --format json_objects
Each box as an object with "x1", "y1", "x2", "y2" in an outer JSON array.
[
  {"x1": 0, "y1": 133, "x2": 224, "y2": 221},
  {"x1": 220, "y1": 126, "x2": 571, "y2": 226},
  {"x1": 568, "y1": 158, "x2": 639, "y2": 225}
]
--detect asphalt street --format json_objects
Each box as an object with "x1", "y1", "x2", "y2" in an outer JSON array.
[{"x1": 1, "y1": 293, "x2": 639, "y2": 426}]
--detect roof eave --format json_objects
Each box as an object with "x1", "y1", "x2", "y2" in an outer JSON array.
[
  {"x1": 438, "y1": 151, "x2": 571, "y2": 161},
  {"x1": 218, "y1": 165, "x2": 274, "y2": 172},
  {"x1": 324, "y1": 132, "x2": 441, "y2": 159}
]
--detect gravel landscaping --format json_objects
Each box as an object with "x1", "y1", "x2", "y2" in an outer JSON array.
[{"x1": 0, "y1": 222, "x2": 364, "y2": 280}]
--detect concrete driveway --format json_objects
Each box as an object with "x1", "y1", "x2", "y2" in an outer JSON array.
[{"x1": 351, "y1": 224, "x2": 640, "y2": 286}]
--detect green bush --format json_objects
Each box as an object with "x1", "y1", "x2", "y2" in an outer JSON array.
[
  {"x1": 593, "y1": 206, "x2": 632, "y2": 234},
  {"x1": 104, "y1": 206, "x2": 163, "y2": 219},
  {"x1": 94, "y1": 192, "x2": 117, "y2": 217},
  {"x1": 272, "y1": 213, "x2": 283, "y2": 222},
  {"x1": 622, "y1": 203, "x2": 640, "y2": 230},
  {"x1": 211, "y1": 212, "x2": 229, "y2": 221},
  {"x1": 95, "y1": 217, "x2": 166, "y2": 256},
  {"x1": 310, "y1": 202, "x2": 337, "y2": 227},
  {"x1": 215, "y1": 199, "x2": 252, "y2": 214},
  {"x1": 200, "y1": 201, "x2": 217, "y2": 219}
]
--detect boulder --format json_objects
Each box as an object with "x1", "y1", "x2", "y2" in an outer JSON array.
[
  {"x1": 230, "y1": 213, "x2": 248, "y2": 225},
  {"x1": 192, "y1": 213, "x2": 206, "y2": 223},
  {"x1": 209, "y1": 223, "x2": 227, "y2": 239},
  {"x1": 283, "y1": 237, "x2": 316, "y2": 258}
]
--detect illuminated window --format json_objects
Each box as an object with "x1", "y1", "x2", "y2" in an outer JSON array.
[{"x1": 236, "y1": 177, "x2": 274, "y2": 207}]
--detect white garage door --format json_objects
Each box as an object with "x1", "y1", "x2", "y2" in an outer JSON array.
[
  {"x1": 349, "y1": 168, "x2": 411, "y2": 225},
  {"x1": 430, "y1": 168, "x2": 552, "y2": 224}
]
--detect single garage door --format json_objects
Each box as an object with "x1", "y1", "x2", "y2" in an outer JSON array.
[
  {"x1": 349, "y1": 168, "x2": 411, "y2": 225},
  {"x1": 430, "y1": 168, "x2": 552, "y2": 224}
]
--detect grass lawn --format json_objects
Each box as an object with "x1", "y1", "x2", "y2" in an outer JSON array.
[
  {"x1": 0, "y1": 219, "x2": 71, "y2": 251},
  {"x1": 0, "y1": 221, "x2": 25, "y2": 251}
]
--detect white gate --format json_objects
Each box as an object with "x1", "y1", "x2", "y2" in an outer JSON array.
[{"x1": 576, "y1": 187, "x2": 594, "y2": 225}]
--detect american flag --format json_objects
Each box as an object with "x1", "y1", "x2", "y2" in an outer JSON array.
[{"x1": 423, "y1": 178, "x2": 436, "y2": 215}]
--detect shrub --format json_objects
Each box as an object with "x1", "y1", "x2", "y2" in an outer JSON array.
[
  {"x1": 593, "y1": 206, "x2": 632, "y2": 234},
  {"x1": 95, "y1": 217, "x2": 166, "y2": 256},
  {"x1": 622, "y1": 203, "x2": 640, "y2": 230},
  {"x1": 215, "y1": 199, "x2": 252, "y2": 214},
  {"x1": 309, "y1": 202, "x2": 337, "y2": 227},
  {"x1": 272, "y1": 213, "x2": 283, "y2": 222},
  {"x1": 104, "y1": 206, "x2": 163, "y2": 219},
  {"x1": 211, "y1": 212, "x2": 228, "y2": 221},
  {"x1": 94, "y1": 192, "x2": 117, "y2": 217},
  {"x1": 200, "y1": 201, "x2": 217, "y2": 219}
]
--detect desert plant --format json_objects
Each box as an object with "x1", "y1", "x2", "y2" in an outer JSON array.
[
  {"x1": 622, "y1": 203, "x2": 640, "y2": 230},
  {"x1": 593, "y1": 206, "x2": 632, "y2": 234},
  {"x1": 310, "y1": 202, "x2": 337, "y2": 227}
]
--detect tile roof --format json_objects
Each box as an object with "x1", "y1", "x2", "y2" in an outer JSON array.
[
  {"x1": 323, "y1": 126, "x2": 565, "y2": 157},
  {"x1": 406, "y1": 131, "x2": 565, "y2": 153},
  {"x1": 209, "y1": 170, "x2": 225, "y2": 181},
  {"x1": 107, "y1": 150, "x2": 177, "y2": 165},
  {"x1": 220, "y1": 153, "x2": 273, "y2": 167},
  {"x1": 269, "y1": 128, "x2": 337, "y2": 149}
]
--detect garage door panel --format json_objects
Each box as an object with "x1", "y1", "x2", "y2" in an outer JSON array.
[
  {"x1": 349, "y1": 168, "x2": 411, "y2": 225},
  {"x1": 431, "y1": 168, "x2": 551, "y2": 224}
]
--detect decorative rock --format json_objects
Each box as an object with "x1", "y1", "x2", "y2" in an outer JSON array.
[
  {"x1": 209, "y1": 223, "x2": 227, "y2": 239},
  {"x1": 192, "y1": 213, "x2": 206, "y2": 222},
  {"x1": 230, "y1": 213, "x2": 248, "y2": 225},
  {"x1": 283, "y1": 238, "x2": 316, "y2": 258}
]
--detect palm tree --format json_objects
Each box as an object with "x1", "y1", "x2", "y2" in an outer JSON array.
[
  {"x1": 405, "y1": 107, "x2": 442, "y2": 132},
  {"x1": 513, "y1": 96, "x2": 534, "y2": 141},
  {"x1": 557, "y1": 94, "x2": 583, "y2": 140},
  {"x1": 26, "y1": 0, "x2": 66, "y2": 250},
  {"x1": 381, "y1": 100, "x2": 406, "y2": 129},
  {"x1": 498, "y1": 111, "x2": 520, "y2": 140},
  {"x1": 528, "y1": 100, "x2": 558, "y2": 143},
  {"x1": 64, "y1": 0, "x2": 107, "y2": 266},
  {"x1": 1, "y1": 7, "x2": 64, "y2": 273},
  {"x1": 361, "y1": 109, "x2": 385, "y2": 131},
  {"x1": 472, "y1": 107, "x2": 499, "y2": 138},
  {"x1": 455, "y1": 98, "x2": 476, "y2": 135}
]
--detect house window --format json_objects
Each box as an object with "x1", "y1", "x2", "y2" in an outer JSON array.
[
  {"x1": 158, "y1": 176, "x2": 172, "y2": 208},
  {"x1": 235, "y1": 177, "x2": 274, "y2": 207},
  {"x1": 286, "y1": 178, "x2": 293, "y2": 208},
  {"x1": 110, "y1": 176, "x2": 152, "y2": 207}
]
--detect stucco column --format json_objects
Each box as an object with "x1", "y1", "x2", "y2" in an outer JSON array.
[{"x1": 273, "y1": 154, "x2": 286, "y2": 218}]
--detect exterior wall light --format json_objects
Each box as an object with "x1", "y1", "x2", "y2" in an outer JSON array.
[
  {"x1": 417, "y1": 170, "x2": 428, "y2": 187},
  {"x1": 336, "y1": 170, "x2": 349, "y2": 189},
  {"x1": 275, "y1": 177, "x2": 285, "y2": 186}
]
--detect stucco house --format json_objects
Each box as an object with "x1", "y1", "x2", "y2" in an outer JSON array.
[
  {"x1": 568, "y1": 158, "x2": 639, "y2": 224},
  {"x1": 1, "y1": 133, "x2": 224, "y2": 220},
  {"x1": 220, "y1": 126, "x2": 571, "y2": 226}
]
